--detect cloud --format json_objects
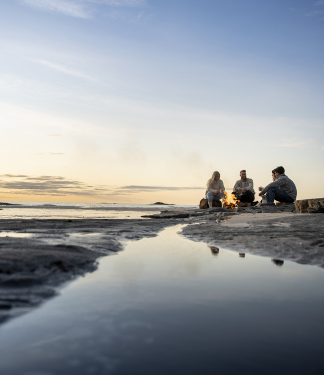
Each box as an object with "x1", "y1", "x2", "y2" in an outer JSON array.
[
  {"x1": 120, "y1": 185, "x2": 202, "y2": 192},
  {"x1": 90, "y1": 0, "x2": 144, "y2": 5},
  {"x1": 278, "y1": 139, "x2": 322, "y2": 149},
  {"x1": 38, "y1": 152, "x2": 65, "y2": 155},
  {"x1": 305, "y1": 10, "x2": 324, "y2": 16},
  {"x1": 278, "y1": 142, "x2": 306, "y2": 148},
  {"x1": 32, "y1": 59, "x2": 96, "y2": 81},
  {"x1": 0, "y1": 175, "x2": 202, "y2": 198},
  {"x1": 107, "y1": 9, "x2": 147, "y2": 23},
  {"x1": 315, "y1": 0, "x2": 324, "y2": 5},
  {"x1": 20, "y1": 0, "x2": 145, "y2": 18},
  {"x1": 21, "y1": 0, "x2": 91, "y2": 18}
]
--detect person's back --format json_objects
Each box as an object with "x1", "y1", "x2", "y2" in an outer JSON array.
[{"x1": 274, "y1": 174, "x2": 297, "y2": 200}]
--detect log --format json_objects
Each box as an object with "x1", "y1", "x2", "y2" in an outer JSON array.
[{"x1": 199, "y1": 198, "x2": 222, "y2": 209}]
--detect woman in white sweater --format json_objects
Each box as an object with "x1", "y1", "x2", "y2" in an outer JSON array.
[{"x1": 205, "y1": 171, "x2": 225, "y2": 208}]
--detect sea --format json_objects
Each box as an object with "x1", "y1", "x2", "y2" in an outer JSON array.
[{"x1": 0, "y1": 201, "x2": 196, "y2": 219}]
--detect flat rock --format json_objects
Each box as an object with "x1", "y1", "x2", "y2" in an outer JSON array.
[{"x1": 181, "y1": 213, "x2": 324, "y2": 268}]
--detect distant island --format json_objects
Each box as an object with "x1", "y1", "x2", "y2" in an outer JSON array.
[{"x1": 151, "y1": 202, "x2": 174, "y2": 205}]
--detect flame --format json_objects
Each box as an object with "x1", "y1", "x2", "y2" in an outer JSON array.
[{"x1": 222, "y1": 191, "x2": 238, "y2": 209}]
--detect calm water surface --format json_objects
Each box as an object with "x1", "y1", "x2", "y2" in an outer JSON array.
[{"x1": 0, "y1": 225, "x2": 323, "y2": 374}]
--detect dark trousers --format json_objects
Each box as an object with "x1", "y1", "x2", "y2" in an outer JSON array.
[
  {"x1": 239, "y1": 190, "x2": 255, "y2": 203},
  {"x1": 266, "y1": 187, "x2": 294, "y2": 203}
]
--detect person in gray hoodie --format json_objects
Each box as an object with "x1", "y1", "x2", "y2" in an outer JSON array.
[{"x1": 259, "y1": 166, "x2": 297, "y2": 204}]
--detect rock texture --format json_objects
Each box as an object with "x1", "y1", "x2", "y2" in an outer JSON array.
[
  {"x1": 295, "y1": 198, "x2": 324, "y2": 213},
  {"x1": 181, "y1": 213, "x2": 324, "y2": 268}
]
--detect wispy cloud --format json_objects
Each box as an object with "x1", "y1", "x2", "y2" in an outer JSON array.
[
  {"x1": 278, "y1": 141, "x2": 307, "y2": 148},
  {"x1": 278, "y1": 139, "x2": 322, "y2": 149},
  {"x1": 315, "y1": 0, "x2": 324, "y2": 5},
  {"x1": 38, "y1": 152, "x2": 65, "y2": 155},
  {"x1": 107, "y1": 9, "x2": 147, "y2": 23},
  {"x1": 90, "y1": 0, "x2": 145, "y2": 5},
  {"x1": 20, "y1": 0, "x2": 145, "y2": 18},
  {"x1": 21, "y1": 0, "x2": 91, "y2": 18},
  {"x1": 0, "y1": 175, "x2": 202, "y2": 198},
  {"x1": 305, "y1": 10, "x2": 324, "y2": 16},
  {"x1": 32, "y1": 59, "x2": 96, "y2": 81},
  {"x1": 120, "y1": 185, "x2": 202, "y2": 192}
]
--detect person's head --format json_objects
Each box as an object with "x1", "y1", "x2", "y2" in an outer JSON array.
[
  {"x1": 273, "y1": 166, "x2": 285, "y2": 177},
  {"x1": 206, "y1": 171, "x2": 220, "y2": 188},
  {"x1": 240, "y1": 170, "x2": 246, "y2": 180},
  {"x1": 213, "y1": 171, "x2": 220, "y2": 181},
  {"x1": 272, "y1": 169, "x2": 276, "y2": 181}
]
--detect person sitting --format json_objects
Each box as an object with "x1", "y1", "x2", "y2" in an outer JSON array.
[
  {"x1": 233, "y1": 170, "x2": 255, "y2": 207},
  {"x1": 259, "y1": 166, "x2": 297, "y2": 204},
  {"x1": 206, "y1": 171, "x2": 225, "y2": 208}
]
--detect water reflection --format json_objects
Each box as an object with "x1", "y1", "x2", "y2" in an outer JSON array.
[
  {"x1": 272, "y1": 259, "x2": 284, "y2": 266},
  {"x1": 0, "y1": 225, "x2": 323, "y2": 375}
]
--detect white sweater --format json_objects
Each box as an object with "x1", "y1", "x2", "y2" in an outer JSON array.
[{"x1": 206, "y1": 179, "x2": 225, "y2": 195}]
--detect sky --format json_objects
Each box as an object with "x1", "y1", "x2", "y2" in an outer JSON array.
[{"x1": 0, "y1": 0, "x2": 323, "y2": 204}]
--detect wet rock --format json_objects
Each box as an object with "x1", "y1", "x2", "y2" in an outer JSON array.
[
  {"x1": 151, "y1": 202, "x2": 173, "y2": 205},
  {"x1": 272, "y1": 259, "x2": 284, "y2": 266},
  {"x1": 180, "y1": 214, "x2": 324, "y2": 269}
]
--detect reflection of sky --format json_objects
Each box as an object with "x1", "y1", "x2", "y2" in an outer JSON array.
[{"x1": 0, "y1": 224, "x2": 323, "y2": 374}]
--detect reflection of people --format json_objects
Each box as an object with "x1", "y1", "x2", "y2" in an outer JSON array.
[
  {"x1": 233, "y1": 170, "x2": 255, "y2": 207},
  {"x1": 208, "y1": 245, "x2": 219, "y2": 255},
  {"x1": 206, "y1": 171, "x2": 225, "y2": 209},
  {"x1": 272, "y1": 259, "x2": 284, "y2": 266},
  {"x1": 259, "y1": 166, "x2": 297, "y2": 204}
]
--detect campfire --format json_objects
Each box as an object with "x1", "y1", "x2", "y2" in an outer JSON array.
[{"x1": 222, "y1": 191, "x2": 238, "y2": 209}]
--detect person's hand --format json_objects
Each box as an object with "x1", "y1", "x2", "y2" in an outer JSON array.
[
  {"x1": 234, "y1": 188, "x2": 237, "y2": 192},
  {"x1": 216, "y1": 190, "x2": 220, "y2": 194},
  {"x1": 259, "y1": 192, "x2": 263, "y2": 197},
  {"x1": 241, "y1": 188, "x2": 245, "y2": 193}
]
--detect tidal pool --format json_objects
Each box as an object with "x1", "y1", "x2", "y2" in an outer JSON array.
[{"x1": 0, "y1": 224, "x2": 323, "y2": 374}]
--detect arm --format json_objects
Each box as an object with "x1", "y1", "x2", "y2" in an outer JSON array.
[
  {"x1": 260, "y1": 176, "x2": 284, "y2": 195},
  {"x1": 245, "y1": 179, "x2": 254, "y2": 191}
]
